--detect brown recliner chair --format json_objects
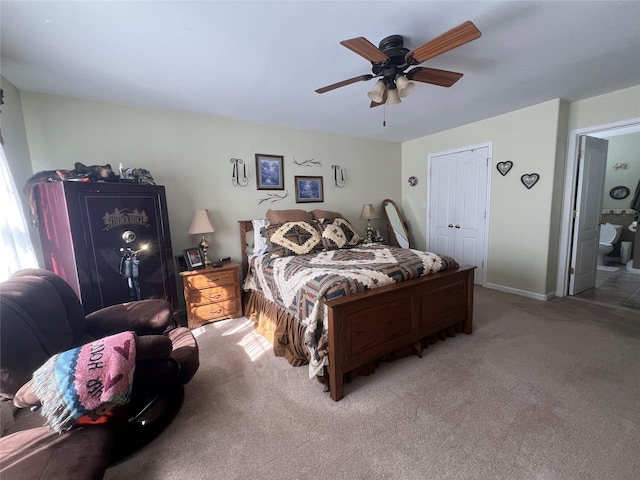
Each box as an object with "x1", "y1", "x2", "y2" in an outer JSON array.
[{"x1": 0, "y1": 268, "x2": 199, "y2": 479}]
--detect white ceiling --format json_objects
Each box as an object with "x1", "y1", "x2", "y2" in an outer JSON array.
[{"x1": 1, "y1": 1, "x2": 639, "y2": 143}]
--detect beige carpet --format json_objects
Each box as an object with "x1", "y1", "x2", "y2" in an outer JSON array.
[{"x1": 104, "y1": 287, "x2": 640, "y2": 480}]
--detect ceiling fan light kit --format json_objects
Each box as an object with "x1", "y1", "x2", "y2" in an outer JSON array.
[
  {"x1": 396, "y1": 75, "x2": 415, "y2": 98},
  {"x1": 315, "y1": 21, "x2": 481, "y2": 108},
  {"x1": 386, "y1": 86, "x2": 402, "y2": 105},
  {"x1": 367, "y1": 80, "x2": 386, "y2": 103}
]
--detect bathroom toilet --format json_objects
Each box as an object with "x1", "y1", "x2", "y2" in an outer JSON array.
[{"x1": 598, "y1": 223, "x2": 623, "y2": 269}]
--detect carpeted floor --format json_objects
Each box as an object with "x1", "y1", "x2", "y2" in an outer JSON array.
[{"x1": 100, "y1": 286, "x2": 640, "y2": 479}]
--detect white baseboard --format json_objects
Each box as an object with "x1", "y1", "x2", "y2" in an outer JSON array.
[{"x1": 484, "y1": 283, "x2": 555, "y2": 301}]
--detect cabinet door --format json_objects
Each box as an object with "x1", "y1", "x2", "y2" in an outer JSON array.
[
  {"x1": 67, "y1": 184, "x2": 176, "y2": 313},
  {"x1": 76, "y1": 188, "x2": 173, "y2": 311}
]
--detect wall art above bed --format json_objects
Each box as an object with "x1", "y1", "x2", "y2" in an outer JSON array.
[
  {"x1": 258, "y1": 191, "x2": 289, "y2": 205},
  {"x1": 230, "y1": 158, "x2": 249, "y2": 187},
  {"x1": 256, "y1": 154, "x2": 284, "y2": 190},
  {"x1": 292, "y1": 157, "x2": 321, "y2": 167},
  {"x1": 294, "y1": 176, "x2": 324, "y2": 203}
]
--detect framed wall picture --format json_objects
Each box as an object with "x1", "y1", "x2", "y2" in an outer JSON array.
[
  {"x1": 183, "y1": 247, "x2": 205, "y2": 270},
  {"x1": 255, "y1": 154, "x2": 284, "y2": 190},
  {"x1": 294, "y1": 176, "x2": 324, "y2": 203}
]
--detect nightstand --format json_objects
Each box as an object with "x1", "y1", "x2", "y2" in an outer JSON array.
[{"x1": 180, "y1": 261, "x2": 242, "y2": 329}]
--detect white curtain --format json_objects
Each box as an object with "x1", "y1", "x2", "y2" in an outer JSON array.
[{"x1": 0, "y1": 145, "x2": 38, "y2": 281}]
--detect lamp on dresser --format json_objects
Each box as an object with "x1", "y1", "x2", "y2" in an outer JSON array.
[
  {"x1": 359, "y1": 203, "x2": 379, "y2": 243},
  {"x1": 188, "y1": 209, "x2": 216, "y2": 267}
]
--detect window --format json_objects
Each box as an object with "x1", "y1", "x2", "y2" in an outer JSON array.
[{"x1": 0, "y1": 145, "x2": 38, "y2": 281}]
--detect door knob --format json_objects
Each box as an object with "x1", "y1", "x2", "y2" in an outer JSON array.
[
  {"x1": 448, "y1": 224, "x2": 454, "y2": 228},
  {"x1": 455, "y1": 224, "x2": 461, "y2": 228}
]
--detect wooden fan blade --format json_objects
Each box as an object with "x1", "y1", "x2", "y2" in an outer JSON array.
[
  {"x1": 340, "y1": 37, "x2": 389, "y2": 64},
  {"x1": 407, "y1": 67, "x2": 463, "y2": 87},
  {"x1": 315, "y1": 74, "x2": 373, "y2": 94},
  {"x1": 370, "y1": 86, "x2": 388, "y2": 108},
  {"x1": 406, "y1": 21, "x2": 481, "y2": 64}
]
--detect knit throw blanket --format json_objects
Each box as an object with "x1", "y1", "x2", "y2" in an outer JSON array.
[{"x1": 33, "y1": 331, "x2": 137, "y2": 433}]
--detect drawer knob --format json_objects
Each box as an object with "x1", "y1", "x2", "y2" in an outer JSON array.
[
  {"x1": 210, "y1": 309, "x2": 222, "y2": 314},
  {"x1": 208, "y1": 294, "x2": 221, "y2": 299},
  {"x1": 206, "y1": 278, "x2": 220, "y2": 283}
]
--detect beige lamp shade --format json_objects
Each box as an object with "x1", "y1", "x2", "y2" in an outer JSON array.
[
  {"x1": 367, "y1": 79, "x2": 386, "y2": 103},
  {"x1": 396, "y1": 75, "x2": 415, "y2": 98},
  {"x1": 188, "y1": 209, "x2": 216, "y2": 235},
  {"x1": 359, "y1": 204, "x2": 380, "y2": 221},
  {"x1": 386, "y1": 87, "x2": 401, "y2": 105}
]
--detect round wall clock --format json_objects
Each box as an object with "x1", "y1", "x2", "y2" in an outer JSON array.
[
  {"x1": 408, "y1": 176, "x2": 417, "y2": 187},
  {"x1": 609, "y1": 186, "x2": 630, "y2": 200}
]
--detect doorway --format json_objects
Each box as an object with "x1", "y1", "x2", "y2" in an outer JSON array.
[
  {"x1": 426, "y1": 143, "x2": 491, "y2": 285},
  {"x1": 556, "y1": 118, "x2": 640, "y2": 305}
]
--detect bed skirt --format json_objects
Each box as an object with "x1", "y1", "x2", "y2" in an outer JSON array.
[{"x1": 243, "y1": 290, "x2": 309, "y2": 367}]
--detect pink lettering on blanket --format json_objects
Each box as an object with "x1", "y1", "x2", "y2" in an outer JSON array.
[{"x1": 33, "y1": 331, "x2": 137, "y2": 433}]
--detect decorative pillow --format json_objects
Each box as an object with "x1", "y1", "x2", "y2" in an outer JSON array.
[
  {"x1": 265, "y1": 209, "x2": 313, "y2": 225},
  {"x1": 262, "y1": 221, "x2": 323, "y2": 257},
  {"x1": 309, "y1": 209, "x2": 344, "y2": 220},
  {"x1": 317, "y1": 217, "x2": 361, "y2": 250},
  {"x1": 252, "y1": 219, "x2": 269, "y2": 256}
]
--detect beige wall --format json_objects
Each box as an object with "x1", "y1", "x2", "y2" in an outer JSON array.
[
  {"x1": 17, "y1": 92, "x2": 401, "y2": 269},
  {"x1": 568, "y1": 85, "x2": 640, "y2": 132},
  {"x1": 5, "y1": 78, "x2": 640, "y2": 301},
  {"x1": 401, "y1": 86, "x2": 640, "y2": 299},
  {"x1": 402, "y1": 99, "x2": 566, "y2": 297}
]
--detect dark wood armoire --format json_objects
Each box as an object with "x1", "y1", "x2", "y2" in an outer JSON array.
[{"x1": 35, "y1": 181, "x2": 178, "y2": 314}]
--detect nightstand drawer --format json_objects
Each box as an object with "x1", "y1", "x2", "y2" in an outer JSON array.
[
  {"x1": 184, "y1": 269, "x2": 236, "y2": 290},
  {"x1": 188, "y1": 285, "x2": 236, "y2": 307},
  {"x1": 189, "y1": 299, "x2": 240, "y2": 324}
]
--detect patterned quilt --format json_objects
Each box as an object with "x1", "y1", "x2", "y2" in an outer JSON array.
[{"x1": 243, "y1": 244, "x2": 458, "y2": 378}]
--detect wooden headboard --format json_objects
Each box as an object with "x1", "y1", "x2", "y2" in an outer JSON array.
[{"x1": 238, "y1": 220, "x2": 254, "y2": 279}]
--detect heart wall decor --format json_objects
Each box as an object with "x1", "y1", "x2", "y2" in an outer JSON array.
[
  {"x1": 496, "y1": 161, "x2": 513, "y2": 176},
  {"x1": 521, "y1": 173, "x2": 540, "y2": 189}
]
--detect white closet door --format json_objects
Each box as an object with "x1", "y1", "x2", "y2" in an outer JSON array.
[{"x1": 428, "y1": 146, "x2": 488, "y2": 284}]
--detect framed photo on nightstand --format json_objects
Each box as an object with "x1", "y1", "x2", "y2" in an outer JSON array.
[{"x1": 183, "y1": 247, "x2": 205, "y2": 270}]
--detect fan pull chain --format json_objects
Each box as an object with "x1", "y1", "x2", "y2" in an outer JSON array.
[{"x1": 383, "y1": 105, "x2": 386, "y2": 127}]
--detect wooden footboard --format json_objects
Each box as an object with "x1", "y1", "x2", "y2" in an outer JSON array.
[{"x1": 326, "y1": 265, "x2": 474, "y2": 401}]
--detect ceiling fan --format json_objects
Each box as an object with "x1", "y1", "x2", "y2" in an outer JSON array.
[{"x1": 315, "y1": 21, "x2": 481, "y2": 107}]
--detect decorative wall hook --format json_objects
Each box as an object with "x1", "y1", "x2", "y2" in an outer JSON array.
[
  {"x1": 331, "y1": 164, "x2": 346, "y2": 187},
  {"x1": 230, "y1": 158, "x2": 249, "y2": 187}
]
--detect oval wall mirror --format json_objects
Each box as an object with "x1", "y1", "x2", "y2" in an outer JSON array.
[{"x1": 383, "y1": 199, "x2": 413, "y2": 249}]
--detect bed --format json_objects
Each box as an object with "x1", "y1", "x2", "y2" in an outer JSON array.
[{"x1": 239, "y1": 212, "x2": 474, "y2": 401}]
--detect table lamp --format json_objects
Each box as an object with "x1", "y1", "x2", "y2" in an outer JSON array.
[
  {"x1": 359, "y1": 203, "x2": 379, "y2": 243},
  {"x1": 188, "y1": 209, "x2": 216, "y2": 266}
]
